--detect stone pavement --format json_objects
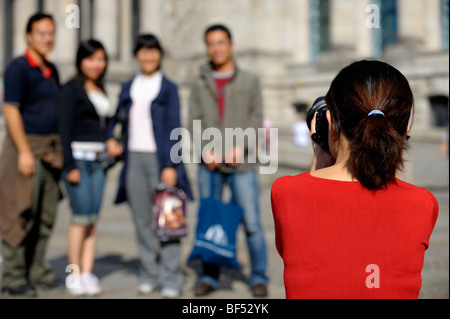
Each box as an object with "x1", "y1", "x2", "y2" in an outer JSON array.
[{"x1": 0, "y1": 119, "x2": 448, "y2": 299}]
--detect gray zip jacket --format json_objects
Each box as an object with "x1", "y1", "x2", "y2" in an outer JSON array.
[{"x1": 188, "y1": 62, "x2": 263, "y2": 173}]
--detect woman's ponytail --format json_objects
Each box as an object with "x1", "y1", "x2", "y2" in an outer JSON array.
[{"x1": 349, "y1": 113, "x2": 406, "y2": 190}]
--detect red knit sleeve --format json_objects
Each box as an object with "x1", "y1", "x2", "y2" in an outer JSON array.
[
  {"x1": 424, "y1": 192, "x2": 440, "y2": 249},
  {"x1": 271, "y1": 179, "x2": 284, "y2": 258}
]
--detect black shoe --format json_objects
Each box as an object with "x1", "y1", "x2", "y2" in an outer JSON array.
[
  {"x1": 252, "y1": 283, "x2": 268, "y2": 297},
  {"x1": 36, "y1": 278, "x2": 63, "y2": 290},
  {"x1": 194, "y1": 283, "x2": 215, "y2": 296},
  {"x1": 2, "y1": 284, "x2": 38, "y2": 297}
]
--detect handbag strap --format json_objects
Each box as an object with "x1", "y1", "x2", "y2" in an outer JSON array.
[
  {"x1": 209, "y1": 169, "x2": 238, "y2": 204},
  {"x1": 209, "y1": 171, "x2": 216, "y2": 200},
  {"x1": 229, "y1": 170, "x2": 238, "y2": 204}
]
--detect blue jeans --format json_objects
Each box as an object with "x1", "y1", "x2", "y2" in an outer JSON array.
[
  {"x1": 62, "y1": 160, "x2": 106, "y2": 225},
  {"x1": 197, "y1": 165, "x2": 268, "y2": 287}
]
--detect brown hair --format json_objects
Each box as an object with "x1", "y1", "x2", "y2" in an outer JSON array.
[{"x1": 325, "y1": 59, "x2": 414, "y2": 191}]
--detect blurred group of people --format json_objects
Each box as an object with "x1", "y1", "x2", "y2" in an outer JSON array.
[{"x1": 0, "y1": 13, "x2": 268, "y2": 299}]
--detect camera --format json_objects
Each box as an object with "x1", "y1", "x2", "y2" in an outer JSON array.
[{"x1": 306, "y1": 96, "x2": 329, "y2": 151}]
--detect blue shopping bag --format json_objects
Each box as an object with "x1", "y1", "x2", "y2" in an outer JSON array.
[{"x1": 188, "y1": 172, "x2": 243, "y2": 269}]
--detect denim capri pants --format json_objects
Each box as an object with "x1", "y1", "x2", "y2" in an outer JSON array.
[{"x1": 62, "y1": 159, "x2": 106, "y2": 225}]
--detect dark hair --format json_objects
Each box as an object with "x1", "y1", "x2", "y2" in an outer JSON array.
[
  {"x1": 75, "y1": 39, "x2": 108, "y2": 92},
  {"x1": 134, "y1": 34, "x2": 164, "y2": 56},
  {"x1": 204, "y1": 24, "x2": 232, "y2": 42},
  {"x1": 26, "y1": 12, "x2": 54, "y2": 34},
  {"x1": 325, "y1": 59, "x2": 414, "y2": 191}
]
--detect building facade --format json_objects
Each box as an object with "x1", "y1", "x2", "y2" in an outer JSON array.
[{"x1": 1, "y1": 0, "x2": 449, "y2": 136}]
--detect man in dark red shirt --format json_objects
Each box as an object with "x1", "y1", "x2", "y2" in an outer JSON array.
[
  {"x1": 0, "y1": 12, "x2": 62, "y2": 297},
  {"x1": 188, "y1": 24, "x2": 268, "y2": 297}
]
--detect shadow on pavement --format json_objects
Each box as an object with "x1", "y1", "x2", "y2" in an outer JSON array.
[
  {"x1": 49, "y1": 254, "x2": 140, "y2": 282},
  {"x1": 186, "y1": 259, "x2": 249, "y2": 290}
]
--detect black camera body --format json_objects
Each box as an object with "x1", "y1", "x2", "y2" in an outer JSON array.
[{"x1": 306, "y1": 96, "x2": 329, "y2": 151}]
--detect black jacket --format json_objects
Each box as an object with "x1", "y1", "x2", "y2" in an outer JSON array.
[
  {"x1": 58, "y1": 78, "x2": 109, "y2": 172},
  {"x1": 106, "y1": 75, "x2": 193, "y2": 203}
]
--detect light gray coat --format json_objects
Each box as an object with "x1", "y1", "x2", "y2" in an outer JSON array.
[{"x1": 188, "y1": 62, "x2": 263, "y2": 173}]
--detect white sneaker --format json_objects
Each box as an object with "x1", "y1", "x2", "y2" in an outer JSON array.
[
  {"x1": 66, "y1": 278, "x2": 85, "y2": 296},
  {"x1": 66, "y1": 274, "x2": 85, "y2": 296},
  {"x1": 161, "y1": 287, "x2": 181, "y2": 299},
  {"x1": 138, "y1": 283, "x2": 156, "y2": 295},
  {"x1": 80, "y1": 273, "x2": 101, "y2": 296}
]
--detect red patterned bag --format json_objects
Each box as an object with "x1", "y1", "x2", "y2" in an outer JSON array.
[{"x1": 152, "y1": 185, "x2": 188, "y2": 241}]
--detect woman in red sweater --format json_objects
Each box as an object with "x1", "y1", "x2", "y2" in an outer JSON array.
[{"x1": 271, "y1": 59, "x2": 439, "y2": 299}]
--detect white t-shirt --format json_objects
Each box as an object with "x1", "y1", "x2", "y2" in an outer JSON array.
[
  {"x1": 128, "y1": 71, "x2": 163, "y2": 152},
  {"x1": 71, "y1": 90, "x2": 112, "y2": 158},
  {"x1": 87, "y1": 90, "x2": 112, "y2": 117}
]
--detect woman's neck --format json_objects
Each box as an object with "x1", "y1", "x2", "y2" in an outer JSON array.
[
  {"x1": 311, "y1": 135, "x2": 355, "y2": 182},
  {"x1": 84, "y1": 79, "x2": 102, "y2": 92},
  {"x1": 333, "y1": 135, "x2": 351, "y2": 167},
  {"x1": 141, "y1": 69, "x2": 160, "y2": 77}
]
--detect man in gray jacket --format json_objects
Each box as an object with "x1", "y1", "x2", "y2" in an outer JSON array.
[{"x1": 188, "y1": 24, "x2": 268, "y2": 297}]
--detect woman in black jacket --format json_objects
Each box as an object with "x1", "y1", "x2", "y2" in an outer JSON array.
[{"x1": 58, "y1": 39, "x2": 112, "y2": 297}]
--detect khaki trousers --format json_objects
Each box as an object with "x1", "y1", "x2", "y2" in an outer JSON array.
[{"x1": 1, "y1": 159, "x2": 61, "y2": 288}]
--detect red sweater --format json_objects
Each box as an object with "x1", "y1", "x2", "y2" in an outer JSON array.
[
  {"x1": 271, "y1": 172, "x2": 439, "y2": 299},
  {"x1": 214, "y1": 76, "x2": 233, "y2": 123}
]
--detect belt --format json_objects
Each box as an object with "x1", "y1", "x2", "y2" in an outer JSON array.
[{"x1": 72, "y1": 149, "x2": 102, "y2": 161}]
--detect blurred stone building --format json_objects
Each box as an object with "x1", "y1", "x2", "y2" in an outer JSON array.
[{"x1": 1, "y1": 0, "x2": 448, "y2": 137}]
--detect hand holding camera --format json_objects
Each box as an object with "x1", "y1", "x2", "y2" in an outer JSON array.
[
  {"x1": 306, "y1": 96, "x2": 329, "y2": 152},
  {"x1": 307, "y1": 96, "x2": 336, "y2": 171}
]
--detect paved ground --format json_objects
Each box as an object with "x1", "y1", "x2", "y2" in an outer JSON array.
[{"x1": 0, "y1": 118, "x2": 448, "y2": 300}]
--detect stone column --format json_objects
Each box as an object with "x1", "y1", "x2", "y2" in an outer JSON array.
[
  {"x1": 43, "y1": 0, "x2": 79, "y2": 66},
  {"x1": 140, "y1": 0, "x2": 163, "y2": 36},
  {"x1": 12, "y1": 0, "x2": 39, "y2": 57},
  {"x1": 329, "y1": 0, "x2": 357, "y2": 50},
  {"x1": 119, "y1": 0, "x2": 133, "y2": 63},
  {"x1": 423, "y1": 0, "x2": 442, "y2": 50},
  {"x1": 384, "y1": 0, "x2": 430, "y2": 61},
  {"x1": 250, "y1": 0, "x2": 280, "y2": 54},
  {"x1": 79, "y1": 0, "x2": 93, "y2": 41},
  {"x1": 319, "y1": 0, "x2": 359, "y2": 65},
  {"x1": 355, "y1": 0, "x2": 375, "y2": 57},
  {"x1": 288, "y1": 0, "x2": 311, "y2": 63},
  {"x1": 0, "y1": 0, "x2": 5, "y2": 74},
  {"x1": 397, "y1": 0, "x2": 426, "y2": 45},
  {"x1": 93, "y1": 0, "x2": 119, "y2": 60}
]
